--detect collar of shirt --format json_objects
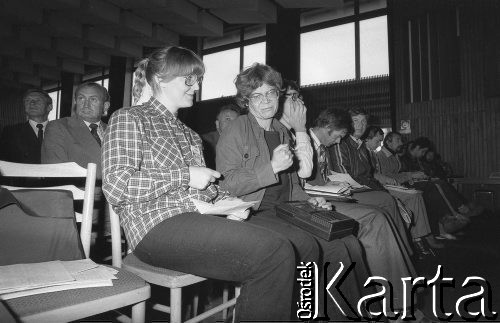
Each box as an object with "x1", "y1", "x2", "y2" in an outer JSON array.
[
  {"x1": 28, "y1": 119, "x2": 48, "y2": 135},
  {"x1": 349, "y1": 135, "x2": 363, "y2": 149},
  {"x1": 83, "y1": 120, "x2": 104, "y2": 140},
  {"x1": 381, "y1": 146, "x2": 393, "y2": 157},
  {"x1": 309, "y1": 128, "x2": 322, "y2": 151},
  {"x1": 147, "y1": 97, "x2": 177, "y2": 121},
  {"x1": 83, "y1": 120, "x2": 102, "y2": 129}
]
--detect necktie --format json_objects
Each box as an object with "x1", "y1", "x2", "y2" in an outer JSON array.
[
  {"x1": 318, "y1": 144, "x2": 328, "y2": 183},
  {"x1": 89, "y1": 123, "x2": 101, "y2": 146},
  {"x1": 36, "y1": 124, "x2": 43, "y2": 146}
]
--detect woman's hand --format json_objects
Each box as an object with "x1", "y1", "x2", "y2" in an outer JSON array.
[
  {"x1": 308, "y1": 197, "x2": 332, "y2": 210},
  {"x1": 282, "y1": 97, "x2": 307, "y2": 132},
  {"x1": 271, "y1": 144, "x2": 293, "y2": 174},
  {"x1": 188, "y1": 166, "x2": 221, "y2": 190}
]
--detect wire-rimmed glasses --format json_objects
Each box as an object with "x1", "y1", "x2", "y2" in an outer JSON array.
[{"x1": 247, "y1": 88, "x2": 280, "y2": 105}]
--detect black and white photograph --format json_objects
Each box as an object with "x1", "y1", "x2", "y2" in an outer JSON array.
[{"x1": 0, "y1": 0, "x2": 499, "y2": 322}]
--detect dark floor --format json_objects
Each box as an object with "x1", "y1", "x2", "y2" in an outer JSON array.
[{"x1": 415, "y1": 209, "x2": 500, "y2": 322}]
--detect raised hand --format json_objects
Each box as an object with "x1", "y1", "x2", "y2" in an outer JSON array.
[
  {"x1": 188, "y1": 166, "x2": 221, "y2": 190},
  {"x1": 282, "y1": 97, "x2": 307, "y2": 132}
]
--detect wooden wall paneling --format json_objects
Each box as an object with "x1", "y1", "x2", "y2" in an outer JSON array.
[{"x1": 392, "y1": 0, "x2": 499, "y2": 178}]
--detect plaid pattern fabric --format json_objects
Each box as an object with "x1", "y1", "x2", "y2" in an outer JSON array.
[{"x1": 102, "y1": 97, "x2": 229, "y2": 250}]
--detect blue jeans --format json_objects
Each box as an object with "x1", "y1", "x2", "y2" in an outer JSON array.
[{"x1": 134, "y1": 212, "x2": 295, "y2": 321}]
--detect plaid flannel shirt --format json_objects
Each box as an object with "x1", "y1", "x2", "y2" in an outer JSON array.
[{"x1": 102, "y1": 97, "x2": 229, "y2": 250}]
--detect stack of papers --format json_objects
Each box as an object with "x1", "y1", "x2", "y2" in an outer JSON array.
[
  {"x1": 327, "y1": 172, "x2": 366, "y2": 189},
  {"x1": 0, "y1": 259, "x2": 117, "y2": 300},
  {"x1": 191, "y1": 198, "x2": 257, "y2": 215},
  {"x1": 304, "y1": 183, "x2": 351, "y2": 197}
]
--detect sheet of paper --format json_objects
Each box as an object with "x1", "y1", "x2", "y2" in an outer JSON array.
[
  {"x1": 384, "y1": 185, "x2": 420, "y2": 194},
  {"x1": 327, "y1": 172, "x2": 365, "y2": 189},
  {"x1": 304, "y1": 183, "x2": 349, "y2": 195},
  {"x1": 192, "y1": 198, "x2": 258, "y2": 215},
  {"x1": 0, "y1": 261, "x2": 74, "y2": 294},
  {"x1": 1, "y1": 279, "x2": 114, "y2": 300},
  {"x1": 0, "y1": 260, "x2": 118, "y2": 299}
]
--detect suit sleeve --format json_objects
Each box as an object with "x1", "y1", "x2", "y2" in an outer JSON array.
[
  {"x1": 41, "y1": 122, "x2": 70, "y2": 164},
  {"x1": 0, "y1": 127, "x2": 11, "y2": 161}
]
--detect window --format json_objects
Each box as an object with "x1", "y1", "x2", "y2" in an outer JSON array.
[
  {"x1": 47, "y1": 90, "x2": 61, "y2": 121},
  {"x1": 301, "y1": 24, "x2": 356, "y2": 85},
  {"x1": 300, "y1": 0, "x2": 388, "y2": 85},
  {"x1": 203, "y1": 48, "x2": 240, "y2": 100},
  {"x1": 202, "y1": 25, "x2": 266, "y2": 100},
  {"x1": 243, "y1": 42, "x2": 266, "y2": 69},
  {"x1": 360, "y1": 16, "x2": 389, "y2": 77}
]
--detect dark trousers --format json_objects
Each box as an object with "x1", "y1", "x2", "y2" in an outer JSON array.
[
  {"x1": 412, "y1": 180, "x2": 467, "y2": 234},
  {"x1": 134, "y1": 212, "x2": 295, "y2": 321},
  {"x1": 249, "y1": 209, "x2": 367, "y2": 320}
]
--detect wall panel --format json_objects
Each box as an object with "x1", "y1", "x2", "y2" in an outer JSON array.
[{"x1": 392, "y1": 0, "x2": 500, "y2": 178}]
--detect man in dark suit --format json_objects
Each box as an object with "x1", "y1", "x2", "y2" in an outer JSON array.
[
  {"x1": 41, "y1": 82, "x2": 109, "y2": 178},
  {"x1": 0, "y1": 89, "x2": 53, "y2": 163}
]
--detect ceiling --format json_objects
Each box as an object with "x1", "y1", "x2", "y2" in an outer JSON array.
[{"x1": 0, "y1": 0, "x2": 345, "y2": 89}]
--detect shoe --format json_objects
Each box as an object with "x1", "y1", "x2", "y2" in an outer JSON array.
[
  {"x1": 435, "y1": 232, "x2": 457, "y2": 240},
  {"x1": 424, "y1": 235, "x2": 445, "y2": 249},
  {"x1": 413, "y1": 238, "x2": 435, "y2": 259}
]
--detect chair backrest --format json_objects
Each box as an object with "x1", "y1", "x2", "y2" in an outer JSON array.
[
  {"x1": 0, "y1": 160, "x2": 97, "y2": 258},
  {"x1": 108, "y1": 203, "x2": 124, "y2": 268}
]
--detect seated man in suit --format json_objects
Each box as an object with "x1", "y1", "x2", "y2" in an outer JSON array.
[
  {"x1": 41, "y1": 82, "x2": 109, "y2": 178},
  {"x1": 201, "y1": 103, "x2": 241, "y2": 169},
  {"x1": 0, "y1": 89, "x2": 53, "y2": 163}
]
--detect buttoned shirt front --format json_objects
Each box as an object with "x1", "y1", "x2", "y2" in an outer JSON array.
[{"x1": 102, "y1": 97, "x2": 229, "y2": 250}]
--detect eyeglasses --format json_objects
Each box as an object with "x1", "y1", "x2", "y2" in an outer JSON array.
[
  {"x1": 247, "y1": 89, "x2": 280, "y2": 105},
  {"x1": 184, "y1": 74, "x2": 203, "y2": 87},
  {"x1": 285, "y1": 92, "x2": 303, "y2": 101}
]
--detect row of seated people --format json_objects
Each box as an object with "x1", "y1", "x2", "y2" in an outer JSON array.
[{"x1": 0, "y1": 45, "x2": 482, "y2": 322}]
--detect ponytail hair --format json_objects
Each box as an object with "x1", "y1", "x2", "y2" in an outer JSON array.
[{"x1": 132, "y1": 58, "x2": 151, "y2": 105}]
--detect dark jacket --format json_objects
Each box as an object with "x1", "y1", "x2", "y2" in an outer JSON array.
[
  {"x1": 0, "y1": 122, "x2": 41, "y2": 163},
  {"x1": 216, "y1": 114, "x2": 308, "y2": 210}
]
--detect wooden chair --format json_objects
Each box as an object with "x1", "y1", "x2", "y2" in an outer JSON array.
[
  {"x1": 109, "y1": 203, "x2": 240, "y2": 323},
  {"x1": 0, "y1": 161, "x2": 150, "y2": 323}
]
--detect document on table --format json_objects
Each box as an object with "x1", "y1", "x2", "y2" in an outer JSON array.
[
  {"x1": 304, "y1": 183, "x2": 350, "y2": 196},
  {"x1": 327, "y1": 172, "x2": 366, "y2": 189},
  {"x1": 191, "y1": 198, "x2": 258, "y2": 215}
]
